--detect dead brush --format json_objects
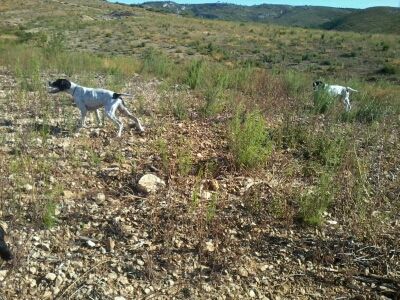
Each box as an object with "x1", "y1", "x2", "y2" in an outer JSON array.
[{"x1": 240, "y1": 69, "x2": 293, "y2": 117}]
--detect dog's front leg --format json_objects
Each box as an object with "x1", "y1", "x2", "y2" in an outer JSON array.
[
  {"x1": 95, "y1": 109, "x2": 103, "y2": 127},
  {"x1": 78, "y1": 108, "x2": 88, "y2": 130}
]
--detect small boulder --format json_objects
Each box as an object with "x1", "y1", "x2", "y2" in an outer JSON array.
[{"x1": 137, "y1": 174, "x2": 165, "y2": 194}]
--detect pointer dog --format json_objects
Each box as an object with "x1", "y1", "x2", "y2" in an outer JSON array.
[
  {"x1": 48, "y1": 79, "x2": 144, "y2": 137},
  {"x1": 313, "y1": 80, "x2": 358, "y2": 111}
]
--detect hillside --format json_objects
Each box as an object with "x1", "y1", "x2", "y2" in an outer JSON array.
[
  {"x1": 0, "y1": 0, "x2": 399, "y2": 299},
  {"x1": 323, "y1": 7, "x2": 400, "y2": 34},
  {"x1": 133, "y1": 1, "x2": 400, "y2": 34},
  {"x1": 136, "y1": 1, "x2": 355, "y2": 29}
]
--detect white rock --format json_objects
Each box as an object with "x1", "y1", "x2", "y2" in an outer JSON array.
[
  {"x1": 23, "y1": 183, "x2": 33, "y2": 192},
  {"x1": 45, "y1": 272, "x2": 57, "y2": 281},
  {"x1": 0, "y1": 270, "x2": 8, "y2": 280},
  {"x1": 137, "y1": 259, "x2": 144, "y2": 266},
  {"x1": 96, "y1": 193, "x2": 106, "y2": 203},
  {"x1": 63, "y1": 190, "x2": 74, "y2": 200},
  {"x1": 137, "y1": 174, "x2": 165, "y2": 194},
  {"x1": 238, "y1": 267, "x2": 248, "y2": 277},
  {"x1": 249, "y1": 290, "x2": 256, "y2": 298},
  {"x1": 205, "y1": 240, "x2": 215, "y2": 252},
  {"x1": 114, "y1": 297, "x2": 126, "y2": 300},
  {"x1": 87, "y1": 240, "x2": 96, "y2": 247}
]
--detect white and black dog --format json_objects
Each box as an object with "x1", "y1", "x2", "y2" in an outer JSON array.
[
  {"x1": 313, "y1": 80, "x2": 358, "y2": 111},
  {"x1": 48, "y1": 79, "x2": 144, "y2": 137}
]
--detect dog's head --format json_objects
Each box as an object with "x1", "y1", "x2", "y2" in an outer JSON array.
[
  {"x1": 313, "y1": 80, "x2": 324, "y2": 91},
  {"x1": 48, "y1": 79, "x2": 71, "y2": 94}
]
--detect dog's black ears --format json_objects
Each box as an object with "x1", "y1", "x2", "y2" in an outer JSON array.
[
  {"x1": 313, "y1": 80, "x2": 324, "y2": 87},
  {"x1": 59, "y1": 79, "x2": 71, "y2": 90},
  {"x1": 50, "y1": 79, "x2": 71, "y2": 91}
]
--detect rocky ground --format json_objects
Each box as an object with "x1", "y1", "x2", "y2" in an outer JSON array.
[{"x1": 0, "y1": 69, "x2": 399, "y2": 299}]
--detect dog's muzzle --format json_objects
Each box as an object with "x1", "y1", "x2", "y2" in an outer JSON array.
[{"x1": 48, "y1": 82, "x2": 60, "y2": 94}]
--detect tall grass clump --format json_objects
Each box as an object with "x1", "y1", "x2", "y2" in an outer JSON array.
[
  {"x1": 141, "y1": 48, "x2": 175, "y2": 79},
  {"x1": 283, "y1": 70, "x2": 309, "y2": 99},
  {"x1": 228, "y1": 109, "x2": 272, "y2": 169},
  {"x1": 299, "y1": 173, "x2": 335, "y2": 226},
  {"x1": 185, "y1": 59, "x2": 205, "y2": 89},
  {"x1": 312, "y1": 89, "x2": 335, "y2": 114}
]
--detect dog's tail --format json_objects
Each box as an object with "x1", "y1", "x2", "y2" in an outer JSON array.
[
  {"x1": 346, "y1": 87, "x2": 358, "y2": 93},
  {"x1": 113, "y1": 93, "x2": 132, "y2": 99},
  {"x1": 0, "y1": 225, "x2": 12, "y2": 261}
]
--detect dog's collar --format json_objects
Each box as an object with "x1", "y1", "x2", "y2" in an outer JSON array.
[{"x1": 72, "y1": 86, "x2": 77, "y2": 97}]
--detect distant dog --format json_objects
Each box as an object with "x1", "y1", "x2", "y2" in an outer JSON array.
[
  {"x1": 0, "y1": 222, "x2": 12, "y2": 261},
  {"x1": 313, "y1": 80, "x2": 358, "y2": 111},
  {"x1": 48, "y1": 79, "x2": 144, "y2": 137}
]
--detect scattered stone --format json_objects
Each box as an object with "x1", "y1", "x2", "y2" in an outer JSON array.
[
  {"x1": 137, "y1": 259, "x2": 144, "y2": 266},
  {"x1": 137, "y1": 174, "x2": 165, "y2": 194},
  {"x1": 0, "y1": 270, "x2": 8, "y2": 281},
  {"x1": 45, "y1": 273, "x2": 57, "y2": 281},
  {"x1": 23, "y1": 183, "x2": 33, "y2": 192},
  {"x1": 63, "y1": 190, "x2": 74, "y2": 200},
  {"x1": 205, "y1": 240, "x2": 215, "y2": 252},
  {"x1": 238, "y1": 267, "x2": 248, "y2": 278},
  {"x1": 87, "y1": 240, "x2": 96, "y2": 248},
  {"x1": 209, "y1": 179, "x2": 219, "y2": 191},
  {"x1": 96, "y1": 193, "x2": 106, "y2": 203},
  {"x1": 106, "y1": 237, "x2": 115, "y2": 253}
]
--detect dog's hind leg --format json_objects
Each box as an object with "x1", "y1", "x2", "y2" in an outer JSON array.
[
  {"x1": 105, "y1": 106, "x2": 124, "y2": 137},
  {"x1": 343, "y1": 91, "x2": 351, "y2": 111},
  {"x1": 118, "y1": 103, "x2": 144, "y2": 133}
]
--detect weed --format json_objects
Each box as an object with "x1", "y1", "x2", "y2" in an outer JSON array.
[
  {"x1": 228, "y1": 109, "x2": 272, "y2": 169},
  {"x1": 177, "y1": 144, "x2": 193, "y2": 176},
  {"x1": 299, "y1": 173, "x2": 335, "y2": 226},
  {"x1": 206, "y1": 193, "x2": 218, "y2": 223},
  {"x1": 313, "y1": 90, "x2": 334, "y2": 113},
  {"x1": 142, "y1": 48, "x2": 174, "y2": 79},
  {"x1": 172, "y1": 97, "x2": 188, "y2": 120},
  {"x1": 378, "y1": 63, "x2": 398, "y2": 75},
  {"x1": 42, "y1": 200, "x2": 57, "y2": 229},
  {"x1": 155, "y1": 139, "x2": 169, "y2": 172},
  {"x1": 283, "y1": 70, "x2": 308, "y2": 98},
  {"x1": 185, "y1": 59, "x2": 205, "y2": 89}
]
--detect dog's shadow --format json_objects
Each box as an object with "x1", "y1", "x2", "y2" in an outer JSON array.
[{"x1": 30, "y1": 122, "x2": 71, "y2": 137}]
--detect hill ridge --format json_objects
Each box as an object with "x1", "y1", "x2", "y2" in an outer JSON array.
[{"x1": 129, "y1": 1, "x2": 400, "y2": 34}]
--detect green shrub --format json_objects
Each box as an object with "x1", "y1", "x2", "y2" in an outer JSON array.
[
  {"x1": 379, "y1": 63, "x2": 398, "y2": 75},
  {"x1": 313, "y1": 90, "x2": 334, "y2": 114},
  {"x1": 43, "y1": 200, "x2": 57, "y2": 229},
  {"x1": 299, "y1": 173, "x2": 335, "y2": 226},
  {"x1": 229, "y1": 110, "x2": 272, "y2": 169},
  {"x1": 177, "y1": 145, "x2": 193, "y2": 176},
  {"x1": 142, "y1": 48, "x2": 174, "y2": 79},
  {"x1": 283, "y1": 70, "x2": 308, "y2": 98},
  {"x1": 185, "y1": 59, "x2": 205, "y2": 89},
  {"x1": 172, "y1": 97, "x2": 188, "y2": 120},
  {"x1": 341, "y1": 95, "x2": 387, "y2": 124}
]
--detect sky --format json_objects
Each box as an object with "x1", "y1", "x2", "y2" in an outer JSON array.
[{"x1": 111, "y1": 0, "x2": 399, "y2": 9}]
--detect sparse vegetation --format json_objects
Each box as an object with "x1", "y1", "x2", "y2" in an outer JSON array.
[{"x1": 229, "y1": 110, "x2": 272, "y2": 169}]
